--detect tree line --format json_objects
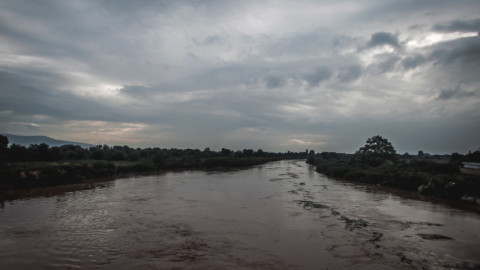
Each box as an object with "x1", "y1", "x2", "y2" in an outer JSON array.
[
  {"x1": 0, "y1": 135, "x2": 317, "y2": 192},
  {"x1": 0, "y1": 135, "x2": 313, "y2": 164}
]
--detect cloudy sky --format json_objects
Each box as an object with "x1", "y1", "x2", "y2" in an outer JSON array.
[{"x1": 1, "y1": 0, "x2": 479, "y2": 154}]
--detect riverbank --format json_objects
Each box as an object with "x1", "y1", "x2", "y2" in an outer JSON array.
[
  {"x1": 0, "y1": 156, "x2": 282, "y2": 199},
  {"x1": 306, "y1": 156, "x2": 480, "y2": 206}
]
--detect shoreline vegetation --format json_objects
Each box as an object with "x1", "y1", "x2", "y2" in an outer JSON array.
[
  {"x1": 306, "y1": 136, "x2": 480, "y2": 207},
  {"x1": 1, "y1": 135, "x2": 479, "y2": 208},
  {"x1": 0, "y1": 136, "x2": 310, "y2": 201}
]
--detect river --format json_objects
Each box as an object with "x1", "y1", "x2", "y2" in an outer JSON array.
[{"x1": 1, "y1": 160, "x2": 479, "y2": 269}]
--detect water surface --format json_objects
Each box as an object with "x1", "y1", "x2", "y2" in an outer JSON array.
[{"x1": 1, "y1": 160, "x2": 479, "y2": 269}]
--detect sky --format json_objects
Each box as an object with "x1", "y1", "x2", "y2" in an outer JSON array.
[{"x1": 0, "y1": 0, "x2": 479, "y2": 154}]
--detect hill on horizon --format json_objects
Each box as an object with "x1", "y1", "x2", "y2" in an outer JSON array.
[{"x1": 2, "y1": 134, "x2": 93, "y2": 148}]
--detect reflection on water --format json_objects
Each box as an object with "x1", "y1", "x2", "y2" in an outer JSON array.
[{"x1": 1, "y1": 160, "x2": 479, "y2": 269}]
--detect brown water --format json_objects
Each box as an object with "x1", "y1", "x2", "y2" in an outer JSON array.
[{"x1": 1, "y1": 160, "x2": 479, "y2": 269}]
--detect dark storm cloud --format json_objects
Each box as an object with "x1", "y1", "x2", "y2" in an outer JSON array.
[
  {"x1": 0, "y1": 65, "x2": 66, "y2": 91},
  {"x1": 433, "y1": 18, "x2": 480, "y2": 33},
  {"x1": 0, "y1": 1, "x2": 105, "y2": 59},
  {"x1": 0, "y1": 0, "x2": 190, "y2": 84},
  {"x1": 437, "y1": 84, "x2": 476, "y2": 100},
  {"x1": 402, "y1": 54, "x2": 427, "y2": 70},
  {"x1": 367, "y1": 54, "x2": 401, "y2": 74},
  {"x1": 428, "y1": 36, "x2": 480, "y2": 65},
  {"x1": 0, "y1": 65, "x2": 285, "y2": 136},
  {"x1": 366, "y1": 32, "x2": 400, "y2": 49},
  {"x1": 0, "y1": 71, "x2": 167, "y2": 125},
  {"x1": 264, "y1": 75, "x2": 285, "y2": 89},
  {"x1": 0, "y1": 72, "x2": 111, "y2": 121},
  {"x1": 337, "y1": 65, "x2": 362, "y2": 82},
  {"x1": 303, "y1": 67, "x2": 333, "y2": 87}
]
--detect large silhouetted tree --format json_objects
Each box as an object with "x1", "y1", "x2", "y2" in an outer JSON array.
[{"x1": 357, "y1": 135, "x2": 396, "y2": 158}]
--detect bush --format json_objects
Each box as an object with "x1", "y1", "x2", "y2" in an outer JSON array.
[
  {"x1": 365, "y1": 157, "x2": 384, "y2": 167},
  {"x1": 344, "y1": 171, "x2": 367, "y2": 181}
]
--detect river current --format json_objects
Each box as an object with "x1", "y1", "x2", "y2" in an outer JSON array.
[{"x1": 1, "y1": 160, "x2": 479, "y2": 269}]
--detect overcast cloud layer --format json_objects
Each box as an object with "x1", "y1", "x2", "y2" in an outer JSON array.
[{"x1": 1, "y1": 0, "x2": 479, "y2": 154}]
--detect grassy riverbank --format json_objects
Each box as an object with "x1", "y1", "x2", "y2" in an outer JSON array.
[
  {"x1": 0, "y1": 156, "x2": 286, "y2": 193},
  {"x1": 0, "y1": 134, "x2": 315, "y2": 195},
  {"x1": 306, "y1": 155, "x2": 480, "y2": 205}
]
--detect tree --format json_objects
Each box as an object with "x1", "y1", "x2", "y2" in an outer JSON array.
[
  {"x1": 221, "y1": 148, "x2": 232, "y2": 156},
  {"x1": 0, "y1": 135, "x2": 8, "y2": 164},
  {"x1": 8, "y1": 144, "x2": 29, "y2": 162},
  {"x1": 256, "y1": 149, "x2": 264, "y2": 156},
  {"x1": 356, "y1": 135, "x2": 396, "y2": 158},
  {"x1": 242, "y1": 149, "x2": 254, "y2": 157},
  {"x1": 28, "y1": 143, "x2": 53, "y2": 161}
]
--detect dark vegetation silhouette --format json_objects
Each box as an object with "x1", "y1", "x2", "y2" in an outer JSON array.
[
  {"x1": 356, "y1": 135, "x2": 396, "y2": 157},
  {"x1": 0, "y1": 135, "x2": 310, "y2": 192},
  {"x1": 307, "y1": 135, "x2": 480, "y2": 205}
]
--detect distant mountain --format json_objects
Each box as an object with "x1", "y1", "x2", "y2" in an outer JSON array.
[{"x1": 2, "y1": 134, "x2": 93, "y2": 148}]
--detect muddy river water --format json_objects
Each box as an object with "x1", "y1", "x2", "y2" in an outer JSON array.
[{"x1": 1, "y1": 160, "x2": 479, "y2": 269}]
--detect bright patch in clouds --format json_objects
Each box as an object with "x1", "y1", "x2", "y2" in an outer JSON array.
[
  {"x1": 407, "y1": 32, "x2": 478, "y2": 49},
  {"x1": 290, "y1": 139, "x2": 326, "y2": 147},
  {"x1": 62, "y1": 121, "x2": 147, "y2": 145}
]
